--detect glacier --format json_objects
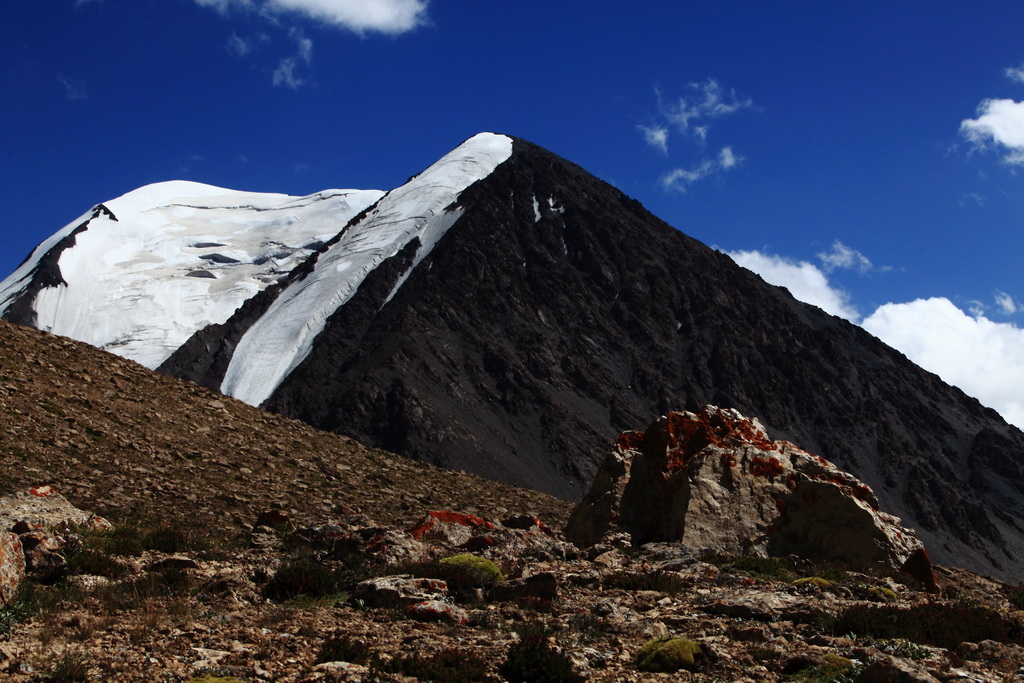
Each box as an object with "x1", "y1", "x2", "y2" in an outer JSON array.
[{"x1": 0, "y1": 181, "x2": 384, "y2": 369}]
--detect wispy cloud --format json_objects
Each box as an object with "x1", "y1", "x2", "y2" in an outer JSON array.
[
  {"x1": 57, "y1": 74, "x2": 88, "y2": 100},
  {"x1": 226, "y1": 31, "x2": 270, "y2": 57},
  {"x1": 661, "y1": 79, "x2": 753, "y2": 141},
  {"x1": 661, "y1": 147, "x2": 742, "y2": 192},
  {"x1": 194, "y1": 0, "x2": 428, "y2": 34},
  {"x1": 272, "y1": 28, "x2": 313, "y2": 89},
  {"x1": 996, "y1": 291, "x2": 1019, "y2": 315},
  {"x1": 862, "y1": 298, "x2": 1024, "y2": 429},
  {"x1": 817, "y1": 241, "x2": 873, "y2": 274},
  {"x1": 638, "y1": 124, "x2": 668, "y2": 154},
  {"x1": 1006, "y1": 64, "x2": 1024, "y2": 83},
  {"x1": 726, "y1": 248, "x2": 859, "y2": 321},
  {"x1": 641, "y1": 79, "x2": 753, "y2": 190}
]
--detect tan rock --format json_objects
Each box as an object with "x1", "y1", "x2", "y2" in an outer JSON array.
[{"x1": 566, "y1": 406, "x2": 928, "y2": 575}]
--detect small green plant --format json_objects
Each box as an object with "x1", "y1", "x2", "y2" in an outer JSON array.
[
  {"x1": 438, "y1": 553, "x2": 504, "y2": 585},
  {"x1": 868, "y1": 589, "x2": 901, "y2": 602},
  {"x1": 407, "y1": 553, "x2": 504, "y2": 602},
  {"x1": 635, "y1": 637, "x2": 702, "y2": 673},
  {"x1": 379, "y1": 648, "x2": 491, "y2": 681},
  {"x1": 874, "y1": 638, "x2": 934, "y2": 661},
  {"x1": 499, "y1": 623, "x2": 584, "y2": 683},
  {"x1": 792, "y1": 577, "x2": 833, "y2": 591},
  {"x1": 316, "y1": 634, "x2": 373, "y2": 665},
  {"x1": 788, "y1": 653, "x2": 859, "y2": 682}
]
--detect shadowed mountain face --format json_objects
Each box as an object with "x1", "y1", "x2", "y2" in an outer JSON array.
[{"x1": 158, "y1": 137, "x2": 1024, "y2": 581}]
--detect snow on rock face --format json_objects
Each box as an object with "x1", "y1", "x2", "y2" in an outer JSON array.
[
  {"x1": 0, "y1": 181, "x2": 383, "y2": 369},
  {"x1": 220, "y1": 132, "x2": 514, "y2": 406}
]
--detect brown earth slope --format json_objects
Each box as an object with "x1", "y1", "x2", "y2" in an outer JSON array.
[{"x1": 0, "y1": 319, "x2": 569, "y2": 530}]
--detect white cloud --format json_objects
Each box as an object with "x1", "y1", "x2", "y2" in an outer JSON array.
[
  {"x1": 817, "y1": 240, "x2": 872, "y2": 274},
  {"x1": 996, "y1": 291, "x2": 1019, "y2": 315},
  {"x1": 272, "y1": 29, "x2": 313, "y2": 89},
  {"x1": 726, "y1": 249, "x2": 859, "y2": 321},
  {"x1": 227, "y1": 31, "x2": 270, "y2": 56},
  {"x1": 642, "y1": 79, "x2": 752, "y2": 191},
  {"x1": 661, "y1": 147, "x2": 743, "y2": 192},
  {"x1": 639, "y1": 124, "x2": 669, "y2": 154},
  {"x1": 57, "y1": 74, "x2": 88, "y2": 100},
  {"x1": 862, "y1": 298, "x2": 1024, "y2": 429},
  {"x1": 664, "y1": 79, "x2": 753, "y2": 138},
  {"x1": 194, "y1": 0, "x2": 428, "y2": 34},
  {"x1": 961, "y1": 98, "x2": 1024, "y2": 165},
  {"x1": 273, "y1": 56, "x2": 304, "y2": 88},
  {"x1": 1006, "y1": 64, "x2": 1024, "y2": 83}
]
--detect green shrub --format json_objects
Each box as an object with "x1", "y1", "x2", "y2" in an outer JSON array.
[
  {"x1": 499, "y1": 623, "x2": 584, "y2": 683},
  {"x1": 380, "y1": 648, "x2": 491, "y2": 681},
  {"x1": 636, "y1": 637, "x2": 701, "y2": 673}
]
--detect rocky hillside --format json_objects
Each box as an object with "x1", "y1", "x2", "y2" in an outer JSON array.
[
  {"x1": 2, "y1": 320, "x2": 1024, "y2": 682},
  {"x1": 0, "y1": 319, "x2": 567, "y2": 531}
]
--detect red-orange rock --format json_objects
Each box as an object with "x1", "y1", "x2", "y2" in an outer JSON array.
[{"x1": 0, "y1": 532, "x2": 25, "y2": 606}]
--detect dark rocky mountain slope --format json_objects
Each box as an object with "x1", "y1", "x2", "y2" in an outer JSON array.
[{"x1": 159, "y1": 137, "x2": 1024, "y2": 582}]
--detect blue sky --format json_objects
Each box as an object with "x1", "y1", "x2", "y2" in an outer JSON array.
[{"x1": 5, "y1": 1, "x2": 1024, "y2": 426}]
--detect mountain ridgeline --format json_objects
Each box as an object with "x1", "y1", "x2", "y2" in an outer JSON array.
[{"x1": 3, "y1": 134, "x2": 1024, "y2": 581}]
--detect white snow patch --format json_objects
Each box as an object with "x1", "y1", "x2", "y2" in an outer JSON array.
[
  {"x1": 547, "y1": 197, "x2": 564, "y2": 214},
  {"x1": 0, "y1": 181, "x2": 383, "y2": 368},
  {"x1": 532, "y1": 195, "x2": 541, "y2": 223},
  {"x1": 221, "y1": 133, "x2": 514, "y2": 406}
]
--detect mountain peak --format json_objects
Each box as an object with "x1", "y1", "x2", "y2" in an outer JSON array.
[{"x1": 4, "y1": 135, "x2": 1024, "y2": 582}]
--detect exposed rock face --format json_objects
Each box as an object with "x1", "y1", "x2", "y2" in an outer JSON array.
[{"x1": 566, "y1": 406, "x2": 928, "y2": 576}]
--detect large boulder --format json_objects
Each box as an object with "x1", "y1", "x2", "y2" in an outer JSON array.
[
  {"x1": 565, "y1": 406, "x2": 929, "y2": 577},
  {"x1": 0, "y1": 486, "x2": 113, "y2": 604}
]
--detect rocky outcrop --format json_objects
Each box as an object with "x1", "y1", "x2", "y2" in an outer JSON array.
[
  {"x1": 0, "y1": 486, "x2": 112, "y2": 603},
  {"x1": 566, "y1": 406, "x2": 931, "y2": 578}
]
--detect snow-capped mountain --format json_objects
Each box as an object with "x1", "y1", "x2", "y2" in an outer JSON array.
[
  {"x1": 0, "y1": 180, "x2": 383, "y2": 368},
  {"x1": 5, "y1": 133, "x2": 1024, "y2": 582}
]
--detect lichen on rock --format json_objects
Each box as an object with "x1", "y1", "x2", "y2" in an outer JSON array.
[{"x1": 565, "y1": 405, "x2": 931, "y2": 577}]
